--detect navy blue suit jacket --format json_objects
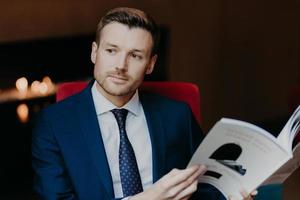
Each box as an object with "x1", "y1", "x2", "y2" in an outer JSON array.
[{"x1": 32, "y1": 83, "x2": 224, "y2": 200}]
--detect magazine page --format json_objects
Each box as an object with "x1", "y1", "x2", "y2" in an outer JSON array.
[
  {"x1": 188, "y1": 118, "x2": 291, "y2": 199},
  {"x1": 262, "y1": 138, "x2": 300, "y2": 185},
  {"x1": 277, "y1": 106, "x2": 300, "y2": 150}
]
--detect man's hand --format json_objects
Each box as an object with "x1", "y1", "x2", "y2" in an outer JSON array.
[
  {"x1": 129, "y1": 165, "x2": 206, "y2": 200},
  {"x1": 228, "y1": 189, "x2": 258, "y2": 200}
]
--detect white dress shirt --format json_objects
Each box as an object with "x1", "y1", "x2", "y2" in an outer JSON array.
[{"x1": 91, "y1": 81, "x2": 153, "y2": 198}]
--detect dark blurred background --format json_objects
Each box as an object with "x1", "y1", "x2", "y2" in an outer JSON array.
[{"x1": 0, "y1": 0, "x2": 299, "y2": 199}]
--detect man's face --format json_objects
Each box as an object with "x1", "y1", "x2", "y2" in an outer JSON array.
[{"x1": 91, "y1": 22, "x2": 157, "y2": 99}]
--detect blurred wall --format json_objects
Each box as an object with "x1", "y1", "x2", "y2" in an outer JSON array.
[
  {"x1": 1, "y1": 0, "x2": 299, "y2": 129},
  {"x1": 0, "y1": 0, "x2": 299, "y2": 199}
]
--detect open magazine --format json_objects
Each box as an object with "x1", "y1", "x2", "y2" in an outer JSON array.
[{"x1": 188, "y1": 106, "x2": 300, "y2": 199}]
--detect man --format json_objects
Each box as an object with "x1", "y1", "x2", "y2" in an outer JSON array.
[{"x1": 32, "y1": 7, "x2": 254, "y2": 200}]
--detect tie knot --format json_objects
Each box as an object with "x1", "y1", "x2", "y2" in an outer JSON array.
[{"x1": 111, "y1": 108, "x2": 128, "y2": 126}]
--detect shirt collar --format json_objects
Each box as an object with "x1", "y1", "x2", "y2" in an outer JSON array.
[{"x1": 91, "y1": 81, "x2": 141, "y2": 116}]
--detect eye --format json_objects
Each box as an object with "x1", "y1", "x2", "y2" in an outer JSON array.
[
  {"x1": 131, "y1": 53, "x2": 143, "y2": 60},
  {"x1": 105, "y1": 49, "x2": 116, "y2": 54}
]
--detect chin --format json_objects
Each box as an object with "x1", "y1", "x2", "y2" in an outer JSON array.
[{"x1": 104, "y1": 84, "x2": 135, "y2": 97}]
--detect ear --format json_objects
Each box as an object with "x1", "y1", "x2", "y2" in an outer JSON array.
[
  {"x1": 146, "y1": 54, "x2": 157, "y2": 75},
  {"x1": 91, "y1": 42, "x2": 98, "y2": 64}
]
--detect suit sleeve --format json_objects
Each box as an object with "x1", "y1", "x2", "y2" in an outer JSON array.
[
  {"x1": 186, "y1": 106, "x2": 226, "y2": 200},
  {"x1": 32, "y1": 111, "x2": 78, "y2": 200}
]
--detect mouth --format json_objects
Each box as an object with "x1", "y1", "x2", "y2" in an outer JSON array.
[{"x1": 107, "y1": 74, "x2": 128, "y2": 84}]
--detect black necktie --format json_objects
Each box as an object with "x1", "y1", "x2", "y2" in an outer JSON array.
[{"x1": 111, "y1": 109, "x2": 143, "y2": 197}]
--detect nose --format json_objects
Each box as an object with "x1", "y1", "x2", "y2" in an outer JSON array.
[{"x1": 115, "y1": 53, "x2": 128, "y2": 71}]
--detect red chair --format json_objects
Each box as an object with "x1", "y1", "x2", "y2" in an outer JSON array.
[
  {"x1": 56, "y1": 81, "x2": 202, "y2": 124},
  {"x1": 55, "y1": 81, "x2": 284, "y2": 199}
]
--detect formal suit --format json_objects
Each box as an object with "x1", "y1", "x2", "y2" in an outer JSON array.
[{"x1": 32, "y1": 82, "x2": 224, "y2": 200}]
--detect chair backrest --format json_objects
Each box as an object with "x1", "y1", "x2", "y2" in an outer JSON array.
[{"x1": 56, "y1": 81, "x2": 202, "y2": 124}]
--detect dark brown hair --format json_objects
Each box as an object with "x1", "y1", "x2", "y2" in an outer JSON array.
[{"x1": 95, "y1": 7, "x2": 160, "y2": 56}]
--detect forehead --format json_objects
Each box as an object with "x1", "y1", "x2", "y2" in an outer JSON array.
[{"x1": 99, "y1": 22, "x2": 153, "y2": 52}]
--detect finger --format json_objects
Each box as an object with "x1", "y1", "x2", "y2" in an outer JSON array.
[
  {"x1": 163, "y1": 165, "x2": 205, "y2": 198},
  {"x1": 167, "y1": 165, "x2": 206, "y2": 187},
  {"x1": 179, "y1": 194, "x2": 192, "y2": 200},
  {"x1": 250, "y1": 190, "x2": 258, "y2": 196},
  {"x1": 183, "y1": 165, "x2": 206, "y2": 184},
  {"x1": 240, "y1": 189, "x2": 256, "y2": 200},
  {"x1": 172, "y1": 165, "x2": 206, "y2": 186},
  {"x1": 170, "y1": 168, "x2": 202, "y2": 197},
  {"x1": 174, "y1": 180, "x2": 198, "y2": 200},
  {"x1": 240, "y1": 189, "x2": 249, "y2": 198}
]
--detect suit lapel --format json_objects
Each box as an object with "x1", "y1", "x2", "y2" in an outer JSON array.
[
  {"x1": 75, "y1": 84, "x2": 114, "y2": 197},
  {"x1": 73, "y1": 86, "x2": 167, "y2": 193},
  {"x1": 140, "y1": 93, "x2": 166, "y2": 182}
]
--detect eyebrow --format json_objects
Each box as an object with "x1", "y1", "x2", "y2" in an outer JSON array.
[
  {"x1": 104, "y1": 42, "x2": 146, "y2": 54},
  {"x1": 131, "y1": 49, "x2": 145, "y2": 54},
  {"x1": 104, "y1": 43, "x2": 118, "y2": 48}
]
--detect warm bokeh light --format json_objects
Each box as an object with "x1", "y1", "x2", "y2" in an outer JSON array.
[
  {"x1": 0, "y1": 76, "x2": 57, "y2": 104},
  {"x1": 15, "y1": 77, "x2": 28, "y2": 93},
  {"x1": 17, "y1": 103, "x2": 29, "y2": 123},
  {"x1": 42, "y1": 76, "x2": 54, "y2": 91},
  {"x1": 39, "y1": 82, "x2": 48, "y2": 95},
  {"x1": 42, "y1": 76, "x2": 52, "y2": 84},
  {"x1": 31, "y1": 80, "x2": 41, "y2": 94}
]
